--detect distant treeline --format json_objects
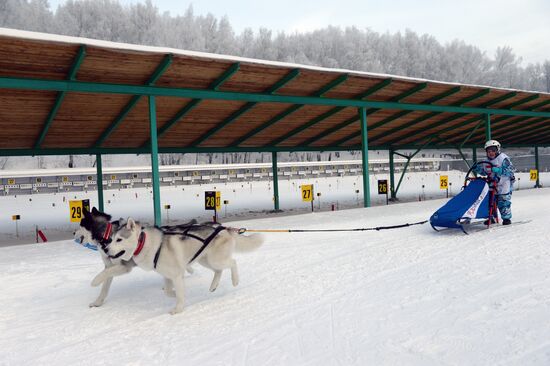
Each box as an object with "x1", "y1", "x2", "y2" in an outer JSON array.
[{"x1": 1, "y1": 0, "x2": 549, "y2": 92}]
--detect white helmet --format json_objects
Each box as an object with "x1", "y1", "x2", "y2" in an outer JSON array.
[{"x1": 484, "y1": 140, "x2": 501, "y2": 153}]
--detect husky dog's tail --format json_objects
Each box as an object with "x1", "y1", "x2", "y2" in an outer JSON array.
[{"x1": 233, "y1": 233, "x2": 264, "y2": 252}]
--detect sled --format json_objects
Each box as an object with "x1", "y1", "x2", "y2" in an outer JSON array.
[{"x1": 430, "y1": 161, "x2": 498, "y2": 234}]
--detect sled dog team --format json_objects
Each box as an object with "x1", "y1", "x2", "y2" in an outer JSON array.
[{"x1": 75, "y1": 207, "x2": 263, "y2": 314}]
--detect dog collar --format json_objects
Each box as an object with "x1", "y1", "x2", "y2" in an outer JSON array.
[
  {"x1": 102, "y1": 222, "x2": 113, "y2": 242},
  {"x1": 133, "y1": 232, "x2": 146, "y2": 256}
]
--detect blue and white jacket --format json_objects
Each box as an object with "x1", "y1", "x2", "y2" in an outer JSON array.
[{"x1": 474, "y1": 152, "x2": 515, "y2": 195}]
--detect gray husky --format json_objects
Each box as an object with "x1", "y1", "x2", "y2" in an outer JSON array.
[
  {"x1": 91, "y1": 218, "x2": 264, "y2": 314},
  {"x1": 74, "y1": 208, "x2": 197, "y2": 307}
]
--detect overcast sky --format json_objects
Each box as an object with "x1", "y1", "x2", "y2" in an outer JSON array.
[{"x1": 48, "y1": 0, "x2": 549, "y2": 65}]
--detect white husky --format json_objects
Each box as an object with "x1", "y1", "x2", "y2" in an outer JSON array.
[{"x1": 91, "y1": 218, "x2": 263, "y2": 314}]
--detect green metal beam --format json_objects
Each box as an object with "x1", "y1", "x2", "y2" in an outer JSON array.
[
  {"x1": 393, "y1": 138, "x2": 433, "y2": 197},
  {"x1": 519, "y1": 132, "x2": 550, "y2": 145},
  {"x1": 457, "y1": 99, "x2": 550, "y2": 143},
  {"x1": 327, "y1": 83, "x2": 431, "y2": 146},
  {"x1": 359, "y1": 107, "x2": 370, "y2": 207},
  {"x1": 445, "y1": 115, "x2": 515, "y2": 143},
  {"x1": 409, "y1": 91, "x2": 518, "y2": 145},
  {"x1": 301, "y1": 114, "x2": 367, "y2": 146},
  {"x1": 94, "y1": 54, "x2": 174, "y2": 147},
  {"x1": 506, "y1": 119, "x2": 550, "y2": 143},
  {"x1": 381, "y1": 89, "x2": 491, "y2": 146},
  {"x1": 146, "y1": 62, "x2": 242, "y2": 146},
  {"x1": 268, "y1": 107, "x2": 347, "y2": 146},
  {"x1": 485, "y1": 114, "x2": 491, "y2": 141},
  {"x1": 504, "y1": 94, "x2": 540, "y2": 109},
  {"x1": 358, "y1": 83, "x2": 430, "y2": 131},
  {"x1": 272, "y1": 151, "x2": 280, "y2": 210},
  {"x1": 230, "y1": 74, "x2": 349, "y2": 146},
  {"x1": 535, "y1": 146, "x2": 540, "y2": 188},
  {"x1": 34, "y1": 45, "x2": 87, "y2": 148},
  {"x1": 494, "y1": 117, "x2": 548, "y2": 142},
  {"x1": 149, "y1": 96, "x2": 162, "y2": 226},
  {"x1": 472, "y1": 104, "x2": 550, "y2": 143},
  {"x1": 459, "y1": 119, "x2": 484, "y2": 148},
  {"x1": 297, "y1": 80, "x2": 394, "y2": 146},
  {"x1": 265, "y1": 78, "x2": 394, "y2": 147},
  {"x1": 368, "y1": 86, "x2": 462, "y2": 144},
  {"x1": 426, "y1": 116, "x2": 484, "y2": 147},
  {"x1": 389, "y1": 149, "x2": 396, "y2": 199},
  {"x1": 455, "y1": 115, "x2": 535, "y2": 145},
  {"x1": 2, "y1": 76, "x2": 550, "y2": 118},
  {"x1": 400, "y1": 90, "x2": 518, "y2": 146},
  {"x1": 190, "y1": 69, "x2": 300, "y2": 147},
  {"x1": 96, "y1": 153, "x2": 104, "y2": 212}
]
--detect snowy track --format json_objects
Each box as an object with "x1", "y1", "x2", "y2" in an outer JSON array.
[{"x1": 2, "y1": 189, "x2": 550, "y2": 365}]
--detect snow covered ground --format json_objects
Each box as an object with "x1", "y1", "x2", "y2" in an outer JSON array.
[{"x1": 1, "y1": 184, "x2": 550, "y2": 365}]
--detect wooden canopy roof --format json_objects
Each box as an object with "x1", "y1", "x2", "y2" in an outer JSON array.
[{"x1": 1, "y1": 28, "x2": 549, "y2": 156}]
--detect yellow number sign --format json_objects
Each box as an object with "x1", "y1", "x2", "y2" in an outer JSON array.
[
  {"x1": 7, "y1": 178, "x2": 15, "y2": 185},
  {"x1": 301, "y1": 184, "x2": 313, "y2": 202},
  {"x1": 69, "y1": 200, "x2": 84, "y2": 222},
  {"x1": 530, "y1": 169, "x2": 538, "y2": 181},
  {"x1": 378, "y1": 180, "x2": 388, "y2": 195},
  {"x1": 69, "y1": 199, "x2": 90, "y2": 223},
  {"x1": 205, "y1": 191, "x2": 221, "y2": 211},
  {"x1": 440, "y1": 175, "x2": 449, "y2": 190}
]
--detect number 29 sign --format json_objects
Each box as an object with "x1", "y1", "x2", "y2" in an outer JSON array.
[{"x1": 69, "y1": 199, "x2": 90, "y2": 223}]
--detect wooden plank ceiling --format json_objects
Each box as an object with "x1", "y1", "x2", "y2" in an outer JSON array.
[{"x1": 0, "y1": 29, "x2": 549, "y2": 153}]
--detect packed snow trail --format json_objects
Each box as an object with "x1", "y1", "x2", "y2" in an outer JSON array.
[{"x1": 1, "y1": 188, "x2": 550, "y2": 365}]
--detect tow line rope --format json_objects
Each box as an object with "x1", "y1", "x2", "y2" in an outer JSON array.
[{"x1": 238, "y1": 220, "x2": 428, "y2": 234}]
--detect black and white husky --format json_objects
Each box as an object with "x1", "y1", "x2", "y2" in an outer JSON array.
[
  {"x1": 92, "y1": 218, "x2": 264, "y2": 314},
  {"x1": 74, "y1": 207, "x2": 198, "y2": 307}
]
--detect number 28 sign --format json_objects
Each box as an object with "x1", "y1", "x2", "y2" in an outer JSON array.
[{"x1": 205, "y1": 191, "x2": 221, "y2": 211}]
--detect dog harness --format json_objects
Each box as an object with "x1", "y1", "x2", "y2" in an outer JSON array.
[{"x1": 153, "y1": 224, "x2": 226, "y2": 268}]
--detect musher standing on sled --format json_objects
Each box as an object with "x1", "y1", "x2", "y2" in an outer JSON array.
[{"x1": 474, "y1": 140, "x2": 515, "y2": 225}]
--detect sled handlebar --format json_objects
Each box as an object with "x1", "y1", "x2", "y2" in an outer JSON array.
[{"x1": 463, "y1": 160, "x2": 496, "y2": 187}]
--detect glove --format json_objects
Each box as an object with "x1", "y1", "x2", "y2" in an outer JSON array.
[{"x1": 491, "y1": 167, "x2": 502, "y2": 175}]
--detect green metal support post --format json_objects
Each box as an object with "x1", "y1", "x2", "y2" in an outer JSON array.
[
  {"x1": 485, "y1": 114, "x2": 492, "y2": 141},
  {"x1": 96, "y1": 154, "x2": 104, "y2": 212},
  {"x1": 149, "y1": 96, "x2": 162, "y2": 226},
  {"x1": 535, "y1": 146, "x2": 540, "y2": 188},
  {"x1": 389, "y1": 149, "x2": 396, "y2": 200},
  {"x1": 272, "y1": 152, "x2": 280, "y2": 211},
  {"x1": 393, "y1": 138, "x2": 433, "y2": 198},
  {"x1": 359, "y1": 107, "x2": 371, "y2": 207}
]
